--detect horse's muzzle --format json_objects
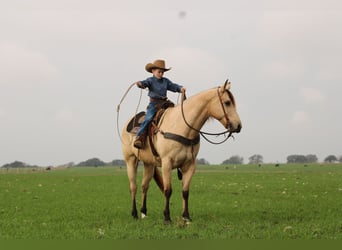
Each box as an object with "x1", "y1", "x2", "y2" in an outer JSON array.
[{"x1": 230, "y1": 123, "x2": 242, "y2": 133}]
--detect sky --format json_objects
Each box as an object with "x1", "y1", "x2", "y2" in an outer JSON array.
[{"x1": 0, "y1": 0, "x2": 341, "y2": 166}]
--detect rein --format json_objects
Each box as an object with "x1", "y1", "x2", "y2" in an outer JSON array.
[{"x1": 180, "y1": 87, "x2": 234, "y2": 145}]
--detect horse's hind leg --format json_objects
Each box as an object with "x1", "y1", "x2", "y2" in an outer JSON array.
[
  {"x1": 126, "y1": 156, "x2": 139, "y2": 219},
  {"x1": 140, "y1": 164, "x2": 155, "y2": 218}
]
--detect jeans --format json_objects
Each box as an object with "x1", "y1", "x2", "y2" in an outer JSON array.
[{"x1": 137, "y1": 101, "x2": 158, "y2": 136}]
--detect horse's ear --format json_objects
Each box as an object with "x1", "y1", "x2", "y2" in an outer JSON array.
[{"x1": 221, "y1": 79, "x2": 231, "y2": 93}]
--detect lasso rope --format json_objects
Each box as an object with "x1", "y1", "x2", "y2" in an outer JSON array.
[{"x1": 116, "y1": 83, "x2": 143, "y2": 144}]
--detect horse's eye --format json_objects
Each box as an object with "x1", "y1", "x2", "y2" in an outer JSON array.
[{"x1": 225, "y1": 100, "x2": 231, "y2": 106}]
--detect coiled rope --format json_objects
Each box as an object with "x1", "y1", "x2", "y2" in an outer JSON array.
[{"x1": 116, "y1": 82, "x2": 143, "y2": 144}]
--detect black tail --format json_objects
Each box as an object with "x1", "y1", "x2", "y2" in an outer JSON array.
[{"x1": 177, "y1": 168, "x2": 183, "y2": 180}]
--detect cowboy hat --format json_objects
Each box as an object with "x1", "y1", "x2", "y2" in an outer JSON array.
[{"x1": 145, "y1": 59, "x2": 171, "y2": 73}]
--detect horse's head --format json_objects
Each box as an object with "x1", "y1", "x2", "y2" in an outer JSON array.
[{"x1": 210, "y1": 80, "x2": 242, "y2": 133}]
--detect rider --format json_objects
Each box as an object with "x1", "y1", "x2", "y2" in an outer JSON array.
[{"x1": 133, "y1": 59, "x2": 186, "y2": 149}]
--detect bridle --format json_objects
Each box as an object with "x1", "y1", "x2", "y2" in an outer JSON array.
[
  {"x1": 217, "y1": 87, "x2": 231, "y2": 129},
  {"x1": 180, "y1": 86, "x2": 234, "y2": 145}
]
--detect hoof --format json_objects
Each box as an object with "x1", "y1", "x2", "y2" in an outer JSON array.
[
  {"x1": 182, "y1": 217, "x2": 192, "y2": 224},
  {"x1": 132, "y1": 209, "x2": 138, "y2": 220},
  {"x1": 164, "y1": 219, "x2": 172, "y2": 225},
  {"x1": 141, "y1": 213, "x2": 147, "y2": 219}
]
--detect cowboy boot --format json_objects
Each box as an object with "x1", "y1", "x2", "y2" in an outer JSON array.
[{"x1": 134, "y1": 131, "x2": 147, "y2": 149}]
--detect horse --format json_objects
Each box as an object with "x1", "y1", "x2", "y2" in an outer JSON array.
[{"x1": 121, "y1": 80, "x2": 242, "y2": 223}]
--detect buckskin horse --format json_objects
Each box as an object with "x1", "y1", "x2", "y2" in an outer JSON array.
[{"x1": 121, "y1": 80, "x2": 242, "y2": 223}]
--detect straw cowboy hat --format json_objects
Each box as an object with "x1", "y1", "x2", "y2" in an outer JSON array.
[{"x1": 145, "y1": 59, "x2": 171, "y2": 73}]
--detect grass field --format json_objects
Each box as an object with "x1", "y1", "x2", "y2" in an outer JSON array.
[{"x1": 1, "y1": 164, "x2": 342, "y2": 239}]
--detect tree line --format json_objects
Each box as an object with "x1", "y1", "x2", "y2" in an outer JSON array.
[
  {"x1": 0, "y1": 158, "x2": 126, "y2": 169},
  {"x1": 222, "y1": 154, "x2": 342, "y2": 165},
  {"x1": 2, "y1": 154, "x2": 342, "y2": 168}
]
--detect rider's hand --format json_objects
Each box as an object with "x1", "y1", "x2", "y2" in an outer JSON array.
[{"x1": 136, "y1": 81, "x2": 144, "y2": 88}]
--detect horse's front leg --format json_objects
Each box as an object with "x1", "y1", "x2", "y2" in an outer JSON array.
[
  {"x1": 181, "y1": 164, "x2": 196, "y2": 222},
  {"x1": 140, "y1": 164, "x2": 155, "y2": 218}
]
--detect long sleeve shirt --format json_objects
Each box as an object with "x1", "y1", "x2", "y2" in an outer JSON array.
[{"x1": 140, "y1": 76, "x2": 183, "y2": 99}]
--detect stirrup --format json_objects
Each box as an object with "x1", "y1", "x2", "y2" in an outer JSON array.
[{"x1": 134, "y1": 138, "x2": 144, "y2": 149}]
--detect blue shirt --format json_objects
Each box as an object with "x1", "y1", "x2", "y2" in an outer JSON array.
[{"x1": 140, "y1": 76, "x2": 183, "y2": 99}]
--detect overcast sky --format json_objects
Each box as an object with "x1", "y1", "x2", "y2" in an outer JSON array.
[{"x1": 1, "y1": 0, "x2": 341, "y2": 166}]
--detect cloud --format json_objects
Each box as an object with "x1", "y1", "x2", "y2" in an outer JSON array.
[
  {"x1": 0, "y1": 42, "x2": 58, "y2": 85},
  {"x1": 260, "y1": 60, "x2": 304, "y2": 81},
  {"x1": 291, "y1": 110, "x2": 310, "y2": 125},
  {"x1": 0, "y1": 107, "x2": 4, "y2": 119},
  {"x1": 299, "y1": 87, "x2": 326, "y2": 105},
  {"x1": 257, "y1": 9, "x2": 342, "y2": 82},
  {"x1": 54, "y1": 107, "x2": 74, "y2": 125}
]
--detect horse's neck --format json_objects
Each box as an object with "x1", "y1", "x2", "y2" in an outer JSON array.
[{"x1": 162, "y1": 89, "x2": 215, "y2": 138}]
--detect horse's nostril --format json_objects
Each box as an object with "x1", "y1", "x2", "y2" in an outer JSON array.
[{"x1": 237, "y1": 124, "x2": 242, "y2": 132}]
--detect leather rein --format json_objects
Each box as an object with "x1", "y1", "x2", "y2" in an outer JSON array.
[{"x1": 180, "y1": 87, "x2": 234, "y2": 145}]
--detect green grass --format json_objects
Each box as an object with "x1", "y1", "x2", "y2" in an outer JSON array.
[{"x1": 1, "y1": 164, "x2": 342, "y2": 239}]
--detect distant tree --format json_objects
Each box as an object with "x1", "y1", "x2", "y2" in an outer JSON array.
[
  {"x1": 77, "y1": 158, "x2": 106, "y2": 167},
  {"x1": 58, "y1": 162, "x2": 74, "y2": 168},
  {"x1": 287, "y1": 154, "x2": 318, "y2": 163},
  {"x1": 66, "y1": 162, "x2": 75, "y2": 167},
  {"x1": 222, "y1": 155, "x2": 244, "y2": 165},
  {"x1": 287, "y1": 155, "x2": 307, "y2": 163},
  {"x1": 2, "y1": 161, "x2": 29, "y2": 168},
  {"x1": 111, "y1": 159, "x2": 126, "y2": 166},
  {"x1": 248, "y1": 154, "x2": 263, "y2": 164},
  {"x1": 339, "y1": 156, "x2": 342, "y2": 163},
  {"x1": 196, "y1": 158, "x2": 210, "y2": 165},
  {"x1": 305, "y1": 154, "x2": 318, "y2": 163},
  {"x1": 324, "y1": 155, "x2": 337, "y2": 163}
]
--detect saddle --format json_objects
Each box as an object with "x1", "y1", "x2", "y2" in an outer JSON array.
[
  {"x1": 126, "y1": 111, "x2": 146, "y2": 134},
  {"x1": 127, "y1": 100, "x2": 174, "y2": 155},
  {"x1": 126, "y1": 99, "x2": 175, "y2": 135}
]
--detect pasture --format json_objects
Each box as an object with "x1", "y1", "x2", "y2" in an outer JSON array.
[{"x1": 1, "y1": 164, "x2": 342, "y2": 239}]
